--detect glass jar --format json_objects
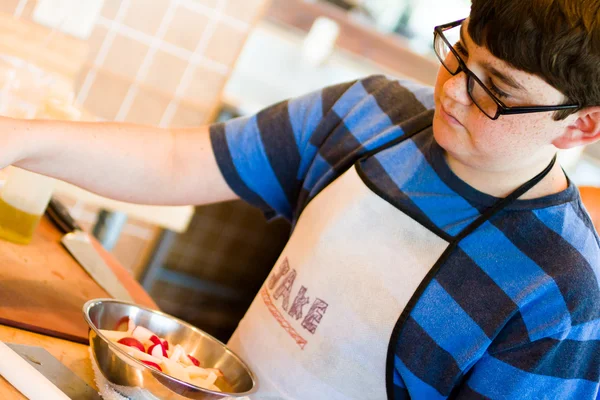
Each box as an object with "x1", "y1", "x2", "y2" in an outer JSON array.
[{"x1": 0, "y1": 55, "x2": 80, "y2": 244}]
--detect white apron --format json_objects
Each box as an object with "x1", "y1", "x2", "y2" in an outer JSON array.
[
  {"x1": 228, "y1": 165, "x2": 449, "y2": 400},
  {"x1": 227, "y1": 126, "x2": 556, "y2": 400}
]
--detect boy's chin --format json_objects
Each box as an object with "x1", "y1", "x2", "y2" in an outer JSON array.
[
  {"x1": 432, "y1": 115, "x2": 473, "y2": 159},
  {"x1": 432, "y1": 113, "x2": 456, "y2": 148}
]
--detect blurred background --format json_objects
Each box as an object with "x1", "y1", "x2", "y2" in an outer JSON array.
[{"x1": 0, "y1": 0, "x2": 598, "y2": 342}]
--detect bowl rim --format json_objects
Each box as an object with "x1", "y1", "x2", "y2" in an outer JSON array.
[{"x1": 82, "y1": 298, "x2": 258, "y2": 397}]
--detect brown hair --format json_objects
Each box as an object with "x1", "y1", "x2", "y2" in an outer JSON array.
[{"x1": 469, "y1": 0, "x2": 600, "y2": 120}]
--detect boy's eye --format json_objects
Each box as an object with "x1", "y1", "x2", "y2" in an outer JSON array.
[
  {"x1": 451, "y1": 40, "x2": 513, "y2": 101},
  {"x1": 454, "y1": 41, "x2": 469, "y2": 58},
  {"x1": 488, "y1": 81, "x2": 511, "y2": 99}
]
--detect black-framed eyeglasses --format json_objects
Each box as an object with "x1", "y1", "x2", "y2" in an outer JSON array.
[{"x1": 433, "y1": 18, "x2": 580, "y2": 120}]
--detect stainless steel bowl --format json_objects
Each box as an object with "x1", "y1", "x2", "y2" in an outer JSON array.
[{"x1": 83, "y1": 299, "x2": 258, "y2": 399}]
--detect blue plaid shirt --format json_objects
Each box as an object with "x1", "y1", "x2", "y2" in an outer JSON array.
[{"x1": 210, "y1": 75, "x2": 600, "y2": 399}]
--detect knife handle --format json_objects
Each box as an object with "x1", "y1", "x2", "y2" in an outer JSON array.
[{"x1": 46, "y1": 198, "x2": 82, "y2": 233}]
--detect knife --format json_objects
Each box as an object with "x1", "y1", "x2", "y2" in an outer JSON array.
[
  {"x1": 45, "y1": 197, "x2": 134, "y2": 302},
  {"x1": 2, "y1": 343, "x2": 102, "y2": 399}
]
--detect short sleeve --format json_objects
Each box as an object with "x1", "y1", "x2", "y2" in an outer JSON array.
[
  {"x1": 210, "y1": 80, "x2": 356, "y2": 220},
  {"x1": 210, "y1": 75, "x2": 433, "y2": 221}
]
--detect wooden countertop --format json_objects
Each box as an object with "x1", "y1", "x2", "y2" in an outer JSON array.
[
  {"x1": 0, "y1": 217, "x2": 158, "y2": 398},
  {"x1": 0, "y1": 325, "x2": 94, "y2": 399}
]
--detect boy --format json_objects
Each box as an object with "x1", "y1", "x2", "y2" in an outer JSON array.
[{"x1": 2, "y1": 0, "x2": 599, "y2": 398}]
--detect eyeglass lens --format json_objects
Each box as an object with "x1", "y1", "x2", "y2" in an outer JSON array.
[{"x1": 435, "y1": 27, "x2": 498, "y2": 119}]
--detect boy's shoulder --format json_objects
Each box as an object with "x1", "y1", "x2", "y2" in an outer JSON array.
[
  {"x1": 328, "y1": 74, "x2": 436, "y2": 116},
  {"x1": 302, "y1": 75, "x2": 435, "y2": 161}
]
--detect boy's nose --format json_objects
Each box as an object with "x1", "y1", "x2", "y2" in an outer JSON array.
[{"x1": 443, "y1": 71, "x2": 473, "y2": 107}]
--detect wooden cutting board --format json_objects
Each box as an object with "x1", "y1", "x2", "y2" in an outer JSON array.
[{"x1": 0, "y1": 216, "x2": 157, "y2": 344}]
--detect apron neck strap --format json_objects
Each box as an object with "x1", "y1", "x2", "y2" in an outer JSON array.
[{"x1": 454, "y1": 154, "x2": 558, "y2": 242}]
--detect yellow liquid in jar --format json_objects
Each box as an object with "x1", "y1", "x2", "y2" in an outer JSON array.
[{"x1": 0, "y1": 198, "x2": 43, "y2": 244}]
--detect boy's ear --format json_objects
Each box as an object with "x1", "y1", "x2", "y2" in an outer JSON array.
[{"x1": 553, "y1": 107, "x2": 600, "y2": 149}]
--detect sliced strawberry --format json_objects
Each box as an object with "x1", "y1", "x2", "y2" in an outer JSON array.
[
  {"x1": 117, "y1": 337, "x2": 145, "y2": 352},
  {"x1": 187, "y1": 355, "x2": 200, "y2": 367},
  {"x1": 141, "y1": 360, "x2": 162, "y2": 372},
  {"x1": 149, "y1": 335, "x2": 162, "y2": 346},
  {"x1": 114, "y1": 316, "x2": 130, "y2": 332},
  {"x1": 115, "y1": 344, "x2": 161, "y2": 363},
  {"x1": 162, "y1": 339, "x2": 169, "y2": 351},
  {"x1": 147, "y1": 344, "x2": 159, "y2": 357},
  {"x1": 148, "y1": 343, "x2": 168, "y2": 358}
]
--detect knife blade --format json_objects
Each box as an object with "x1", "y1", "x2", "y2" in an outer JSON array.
[
  {"x1": 4, "y1": 343, "x2": 102, "y2": 400},
  {"x1": 46, "y1": 198, "x2": 134, "y2": 302}
]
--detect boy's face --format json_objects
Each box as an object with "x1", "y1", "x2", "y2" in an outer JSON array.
[{"x1": 433, "y1": 19, "x2": 577, "y2": 174}]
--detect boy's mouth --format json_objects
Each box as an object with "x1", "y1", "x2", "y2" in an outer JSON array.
[{"x1": 440, "y1": 102, "x2": 463, "y2": 127}]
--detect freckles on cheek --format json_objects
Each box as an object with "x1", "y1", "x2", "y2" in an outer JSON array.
[
  {"x1": 477, "y1": 119, "x2": 529, "y2": 157},
  {"x1": 468, "y1": 118, "x2": 509, "y2": 153},
  {"x1": 464, "y1": 115, "x2": 488, "y2": 142}
]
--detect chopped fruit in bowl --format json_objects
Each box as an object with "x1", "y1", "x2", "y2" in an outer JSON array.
[
  {"x1": 117, "y1": 337, "x2": 145, "y2": 352},
  {"x1": 83, "y1": 299, "x2": 257, "y2": 398},
  {"x1": 141, "y1": 360, "x2": 162, "y2": 372},
  {"x1": 100, "y1": 319, "x2": 225, "y2": 392}
]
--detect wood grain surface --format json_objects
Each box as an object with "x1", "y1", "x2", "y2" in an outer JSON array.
[{"x1": 0, "y1": 216, "x2": 157, "y2": 344}]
